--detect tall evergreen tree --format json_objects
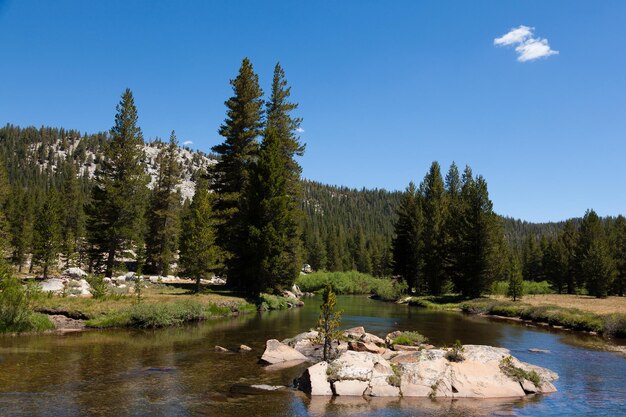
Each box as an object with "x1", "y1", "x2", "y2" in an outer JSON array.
[
  {"x1": 454, "y1": 167, "x2": 503, "y2": 297},
  {"x1": 560, "y1": 219, "x2": 579, "y2": 294},
  {"x1": 444, "y1": 162, "x2": 463, "y2": 289},
  {"x1": 392, "y1": 182, "x2": 423, "y2": 292},
  {"x1": 7, "y1": 188, "x2": 33, "y2": 271},
  {"x1": 211, "y1": 58, "x2": 264, "y2": 289},
  {"x1": 145, "y1": 131, "x2": 182, "y2": 275},
  {"x1": 612, "y1": 215, "x2": 626, "y2": 296},
  {"x1": 506, "y1": 256, "x2": 524, "y2": 301},
  {"x1": 179, "y1": 175, "x2": 221, "y2": 292},
  {"x1": 577, "y1": 209, "x2": 615, "y2": 297},
  {"x1": 237, "y1": 64, "x2": 304, "y2": 295},
  {"x1": 86, "y1": 89, "x2": 149, "y2": 276},
  {"x1": 0, "y1": 162, "x2": 10, "y2": 250},
  {"x1": 60, "y1": 159, "x2": 86, "y2": 267},
  {"x1": 421, "y1": 162, "x2": 448, "y2": 295},
  {"x1": 543, "y1": 236, "x2": 568, "y2": 294},
  {"x1": 32, "y1": 191, "x2": 61, "y2": 278},
  {"x1": 522, "y1": 236, "x2": 544, "y2": 282}
]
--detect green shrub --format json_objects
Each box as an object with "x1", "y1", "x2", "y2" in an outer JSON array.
[
  {"x1": 444, "y1": 340, "x2": 465, "y2": 362},
  {"x1": 258, "y1": 294, "x2": 295, "y2": 310},
  {"x1": 86, "y1": 275, "x2": 108, "y2": 299},
  {"x1": 296, "y1": 271, "x2": 405, "y2": 300},
  {"x1": 0, "y1": 273, "x2": 51, "y2": 333},
  {"x1": 499, "y1": 356, "x2": 541, "y2": 386},
  {"x1": 387, "y1": 364, "x2": 402, "y2": 387},
  {"x1": 490, "y1": 280, "x2": 554, "y2": 296},
  {"x1": 603, "y1": 313, "x2": 626, "y2": 338},
  {"x1": 392, "y1": 331, "x2": 428, "y2": 346}
]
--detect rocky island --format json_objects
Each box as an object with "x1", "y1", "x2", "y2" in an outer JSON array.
[{"x1": 261, "y1": 327, "x2": 558, "y2": 399}]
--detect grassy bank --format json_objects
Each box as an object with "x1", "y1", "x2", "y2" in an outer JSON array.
[
  {"x1": 296, "y1": 271, "x2": 407, "y2": 301},
  {"x1": 1, "y1": 276, "x2": 55, "y2": 334},
  {"x1": 33, "y1": 285, "x2": 259, "y2": 330},
  {"x1": 461, "y1": 298, "x2": 626, "y2": 338},
  {"x1": 406, "y1": 295, "x2": 464, "y2": 310}
]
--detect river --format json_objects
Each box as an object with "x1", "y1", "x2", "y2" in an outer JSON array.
[{"x1": 1, "y1": 296, "x2": 625, "y2": 416}]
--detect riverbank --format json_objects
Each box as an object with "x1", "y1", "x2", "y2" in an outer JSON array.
[
  {"x1": 25, "y1": 285, "x2": 301, "y2": 332},
  {"x1": 399, "y1": 294, "x2": 626, "y2": 338}
]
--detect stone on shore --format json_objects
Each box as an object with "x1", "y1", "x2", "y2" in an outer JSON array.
[{"x1": 260, "y1": 339, "x2": 307, "y2": 364}]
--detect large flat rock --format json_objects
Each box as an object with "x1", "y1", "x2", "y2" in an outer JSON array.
[{"x1": 260, "y1": 339, "x2": 307, "y2": 364}]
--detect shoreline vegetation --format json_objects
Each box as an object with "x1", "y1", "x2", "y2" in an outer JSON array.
[
  {"x1": 3, "y1": 270, "x2": 625, "y2": 338},
  {"x1": 0, "y1": 282, "x2": 304, "y2": 334},
  {"x1": 295, "y1": 271, "x2": 626, "y2": 339}
]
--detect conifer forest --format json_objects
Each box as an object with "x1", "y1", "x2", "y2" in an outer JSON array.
[{"x1": 0, "y1": 58, "x2": 624, "y2": 299}]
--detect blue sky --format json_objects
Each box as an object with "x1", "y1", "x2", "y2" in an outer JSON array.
[{"x1": 1, "y1": 1, "x2": 625, "y2": 222}]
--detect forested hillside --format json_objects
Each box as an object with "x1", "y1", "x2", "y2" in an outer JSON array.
[{"x1": 1, "y1": 119, "x2": 623, "y2": 297}]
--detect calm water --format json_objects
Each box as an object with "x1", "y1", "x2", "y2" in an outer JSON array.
[{"x1": 1, "y1": 296, "x2": 625, "y2": 416}]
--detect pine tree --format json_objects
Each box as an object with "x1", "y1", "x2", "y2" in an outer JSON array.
[
  {"x1": 455, "y1": 167, "x2": 503, "y2": 297},
  {"x1": 86, "y1": 89, "x2": 149, "y2": 276},
  {"x1": 522, "y1": 236, "x2": 544, "y2": 282},
  {"x1": 444, "y1": 162, "x2": 463, "y2": 285},
  {"x1": 0, "y1": 162, "x2": 10, "y2": 249},
  {"x1": 612, "y1": 215, "x2": 626, "y2": 296},
  {"x1": 211, "y1": 58, "x2": 264, "y2": 289},
  {"x1": 506, "y1": 257, "x2": 524, "y2": 301},
  {"x1": 235, "y1": 63, "x2": 304, "y2": 295},
  {"x1": 354, "y1": 228, "x2": 372, "y2": 274},
  {"x1": 60, "y1": 159, "x2": 85, "y2": 267},
  {"x1": 560, "y1": 219, "x2": 579, "y2": 294},
  {"x1": 543, "y1": 236, "x2": 568, "y2": 294},
  {"x1": 577, "y1": 210, "x2": 615, "y2": 297},
  {"x1": 421, "y1": 162, "x2": 448, "y2": 295},
  {"x1": 179, "y1": 175, "x2": 221, "y2": 292},
  {"x1": 392, "y1": 182, "x2": 423, "y2": 292},
  {"x1": 317, "y1": 284, "x2": 342, "y2": 361},
  {"x1": 32, "y1": 191, "x2": 61, "y2": 278},
  {"x1": 7, "y1": 188, "x2": 33, "y2": 271},
  {"x1": 145, "y1": 131, "x2": 182, "y2": 275}
]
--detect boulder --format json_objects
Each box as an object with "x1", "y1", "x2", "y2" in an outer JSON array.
[
  {"x1": 214, "y1": 346, "x2": 229, "y2": 353},
  {"x1": 539, "y1": 381, "x2": 557, "y2": 393},
  {"x1": 343, "y1": 327, "x2": 366, "y2": 340},
  {"x1": 362, "y1": 333, "x2": 386, "y2": 346},
  {"x1": 75, "y1": 279, "x2": 92, "y2": 296},
  {"x1": 238, "y1": 344, "x2": 252, "y2": 352},
  {"x1": 295, "y1": 341, "x2": 558, "y2": 399},
  {"x1": 333, "y1": 380, "x2": 369, "y2": 396},
  {"x1": 385, "y1": 331, "x2": 403, "y2": 345},
  {"x1": 260, "y1": 339, "x2": 307, "y2": 364},
  {"x1": 393, "y1": 344, "x2": 422, "y2": 352},
  {"x1": 282, "y1": 290, "x2": 298, "y2": 299},
  {"x1": 63, "y1": 267, "x2": 87, "y2": 278},
  {"x1": 291, "y1": 284, "x2": 303, "y2": 297},
  {"x1": 348, "y1": 341, "x2": 386, "y2": 354},
  {"x1": 297, "y1": 361, "x2": 333, "y2": 395},
  {"x1": 39, "y1": 278, "x2": 65, "y2": 293}
]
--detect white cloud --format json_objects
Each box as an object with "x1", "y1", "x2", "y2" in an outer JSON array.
[
  {"x1": 515, "y1": 38, "x2": 559, "y2": 62},
  {"x1": 183, "y1": 140, "x2": 193, "y2": 145},
  {"x1": 494, "y1": 25, "x2": 533, "y2": 46},
  {"x1": 494, "y1": 25, "x2": 558, "y2": 62},
  {"x1": 295, "y1": 127, "x2": 305, "y2": 133}
]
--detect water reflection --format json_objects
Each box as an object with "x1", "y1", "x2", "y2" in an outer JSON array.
[{"x1": 0, "y1": 295, "x2": 625, "y2": 416}]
